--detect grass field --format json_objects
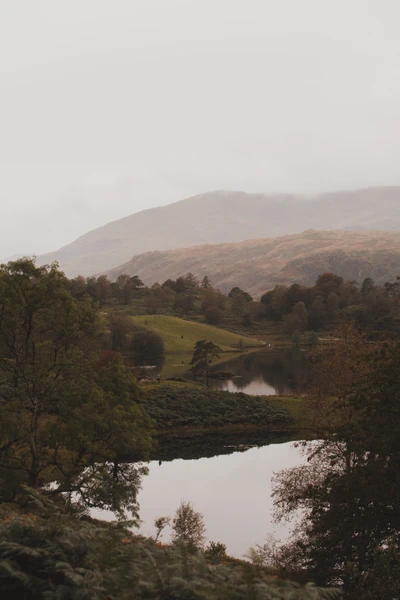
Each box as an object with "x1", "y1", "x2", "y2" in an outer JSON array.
[
  {"x1": 131, "y1": 315, "x2": 264, "y2": 376},
  {"x1": 131, "y1": 315, "x2": 263, "y2": 353}
]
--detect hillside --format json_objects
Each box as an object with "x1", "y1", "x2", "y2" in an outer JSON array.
[
  {"x1": 106, "y1": 230, "x2": 400, "y2": 297},
  {"x1": 38, "y1": 187, "x2": 400, "y2": 277},
  {"x1": 130, "y1": 315, "x2": 263, "y2": 376}
]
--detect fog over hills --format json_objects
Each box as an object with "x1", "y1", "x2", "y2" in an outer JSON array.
[
  {"x1": 105, "y1": 230, "x2": 400, "y2": 298},
  {"x1": 38, "y1": 187, "x2": 400, "y2": 277}
]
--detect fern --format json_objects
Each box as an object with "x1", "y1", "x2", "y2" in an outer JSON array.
[{"x1": 0, "y1": 491, "x2": 342, "y2": 599}]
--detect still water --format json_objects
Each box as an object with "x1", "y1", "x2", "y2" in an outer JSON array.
[
  {"x1": 93, "y1": 439, "x2": 305, "y2": 557},
  {"x1": 208, "y1": 349, "x2": 308, "y2": 396}
]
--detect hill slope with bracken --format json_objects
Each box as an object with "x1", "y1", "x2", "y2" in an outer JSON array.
[
  {"x1": 38, "y1": 187, "x2": 400, "y2": 277},
  {"x1": 104, "y1": 230, "x2": 400, "y2": 297}
]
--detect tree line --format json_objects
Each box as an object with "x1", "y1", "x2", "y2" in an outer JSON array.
[{"x1": 66, "y1": 269, "x2": 400, "y2": 338}]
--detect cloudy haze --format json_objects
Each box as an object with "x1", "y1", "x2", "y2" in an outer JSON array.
[{"x1": 1, "y1": 0, "x2": 399, "y2": 257}]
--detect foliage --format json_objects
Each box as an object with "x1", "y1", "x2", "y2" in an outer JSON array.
[
  {"x1": 261, "y1": 272, "x2": 400, "y2": 334},
  {"x1": 131, "y1": 328, "x2": 165, "y2": 366},
  {"x1": 0, "y1": 490, "x2": 342, "y2": 599},
  {"x1": 107, "y1": 311, "x2": 135, "y2": 351},
  {"x1": 115, "y1": 274, "x2": 143, "y2": 304},
  {"x1": 190, "y1": 340, "x2": 222, "y2": 383},
  {"x1": 142, "y1": 385, "x2": 293, "y2": 429},
  {"x1": 153, "y1": 515, "x2": 171, "y2": 542},
  {"x1": 204, "y1": 541, "x2": 228, "y2": 563},
  {"x1": 204, "y1": 305, "x2": 223, "y2": 325},
  {"x1": 271, "y1": 331, "x2": 400, "y2": 598},
  {"x1": 0, "y1": 259, "x2": 154, "y2": 516},
  {"x1": 171, "y1": 500, "x2": 206, "y2": 551}
]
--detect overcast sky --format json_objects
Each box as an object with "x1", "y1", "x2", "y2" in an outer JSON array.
[{"x1": 1, "y1": 0, "x2": 399, "y2": 257}]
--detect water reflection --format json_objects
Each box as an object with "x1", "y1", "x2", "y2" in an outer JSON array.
[
  {"x1": 154, "y1": 430, "x2": 296, "y2": 462},
  {"x1": 92, "y1": 438, "x2": 305, "y2": 557},
  {"x1": 144, "y1": 442, "x2": 303, "y2": 557},
  {"x1": 208, "y1": 349, "x2": 308, "y2": 395}
]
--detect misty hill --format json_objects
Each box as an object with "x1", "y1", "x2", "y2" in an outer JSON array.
[
  {"x1": 39, "y1": 187, "x2": 400, "y2": 277},
  {"x1": 105, "y1": 230, "x2": 400, "y2": 298}
]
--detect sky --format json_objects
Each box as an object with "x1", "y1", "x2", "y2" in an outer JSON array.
[{"x1": 1, "y1": 0, "x2": 400, "y2": 257}]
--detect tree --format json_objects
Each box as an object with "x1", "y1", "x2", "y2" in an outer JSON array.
[
  {"x1": 361, "y1": 277, "x2": 375, "y2": 297},
  {"x1": 266, "y1": 285, "x2": 289, "y2": 321},
  {"x1": 228, "y1": 286, "x2": 252, "y2": 302},
  {"x1": 326, "y1": 292, "x2": 339, "y2": 322},
  {"x1": 131, "y1": 328, "x2": 165, "y2": 367},
  {"x1": 96, "y1": 275, "x2": 112, "y2": 304},
  {"x1": 116, "y1": 274, "x2": 143, "y2": 304},
  {"x1": 201, "y1": 275, "x2": 211, "y2": 288},
  {"x1": 144, "y1": 290, "x2": 163, "y2": 314},
  {"x1": 0, "y1": 259, "x2": 97, "y2": 491},
  {"x1": 231, "y1": 292, "x2": 249, "y2": 317},
  {"x1": 315, "y1": 273, "x2": 343, "y2": 299},
  {"x1": 108, "y1": 311, "x2": 135, "y2": 351},
  {"x1": 204, "y1": 305, "x2": 223, "y2": 325},
  {"x1": 144, "y1": 283, "x2": 172, "y2": 314},
  {"x1": 173, "y1": 291, "x2": 195, "y2": 314},
  {"x1": 162, "y1": 278, "x2": 177, "y2": 292},
  {"x1": 171, "y1": 501, "x2": 206, "y2": 551},
  {"x1": 201, "y1": 287, "x2": 225, "y2": 311},
  {"x1": 308, "y1": 297, "x2": 325, "y2": 330},
  {"x1": 271, "y1": 331, "x2": 400, "y2": 597},
  {"x1": 66, "y1": 275, "x2": 87, "y2": 297},
  {"x1": 283, "y1": 302, "x2": 308, "y2": 334},
  {"x1": 0, "y1": 259, "x2": 153, "y2": 515},
  {"x1": 184, "y1": 272, "x2": 199, "y2": 289},
  {"x1": 190, "y1": 340, "x2": 222, "y2": 385},
  {"x1": 153, "y1": 515, "x2": 171, "y2": 542}
]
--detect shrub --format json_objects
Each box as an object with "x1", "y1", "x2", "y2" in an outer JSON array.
[{"x1": 142, "y1": 386, "x2": 293, "y2": 429}]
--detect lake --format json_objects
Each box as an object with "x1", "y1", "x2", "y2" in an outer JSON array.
[
  {"x1": 207, "y1": 349, "x2": 308, "y2": 395},
  {"x1": 93, "y1": 435, "x2": 306, "y2": 557}
]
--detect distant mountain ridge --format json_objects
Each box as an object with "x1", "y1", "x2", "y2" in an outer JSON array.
[
  {"x1": 37, "y1": 187, "x2": 400, "y2": 277},
  {"x1": 104, "y1": 230, "x2": 400, "y2": 298}
]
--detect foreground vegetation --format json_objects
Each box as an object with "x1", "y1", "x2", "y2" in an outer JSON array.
[
  {"x1": 0, "y1": 491, "x2": 341, "y2": 600},
  {"x1": 0, "y1": 259, "x2": 153, "y2": 517}
]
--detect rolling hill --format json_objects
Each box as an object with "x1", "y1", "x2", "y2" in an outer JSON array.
[
  {"x1": 129, "y1": 315, "x2": 263, "y2": 376},
  {"x1": 105, "y1": 230, "x2": 400, "y2": 298},
  {"x1": 38, "y1": 187, "x2": 400, "y2": 277}
]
